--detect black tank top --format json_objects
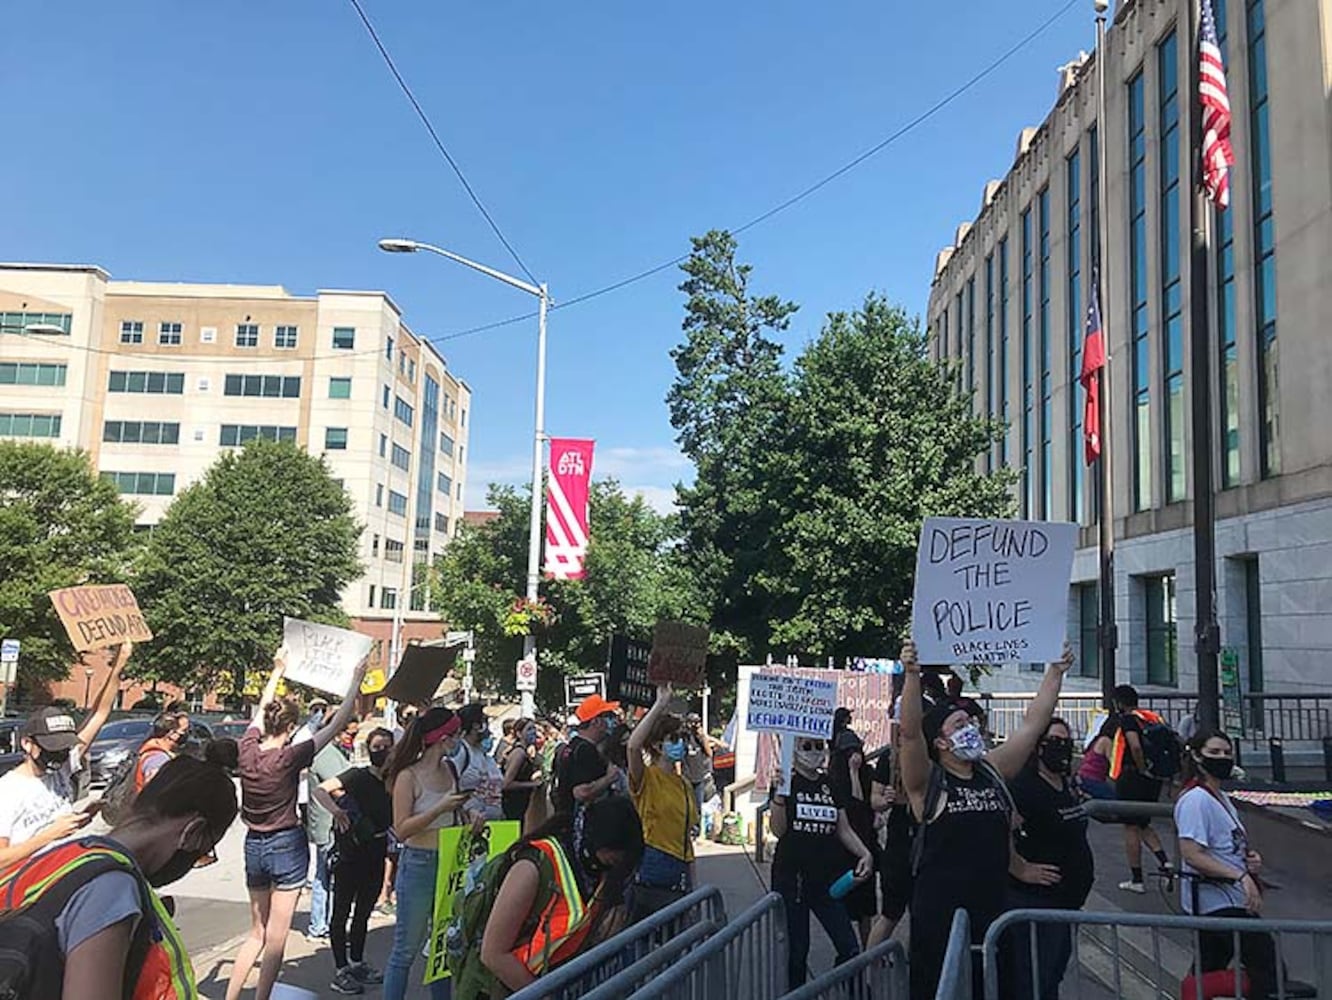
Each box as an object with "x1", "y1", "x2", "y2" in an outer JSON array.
[{"x1": 915, "y1": 765, "x2": 1011, "y2": 921}]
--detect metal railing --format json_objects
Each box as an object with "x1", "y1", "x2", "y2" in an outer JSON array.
[
  {"x1": 934, "y1": 909, "x2": 974, "y2": 1000},
  {"x1": 508, "y1": 886, "x2": 726, "y2": 1000},
  {"x1": 624, "y1": 893, "x2": 787, "y2": 1000},
  {"x1": 779, "y1": 936, "x2": 908, "y2": 1000},
  {"x1": 982, "y1": 908, "x2": 1332, "y2": 1000}
]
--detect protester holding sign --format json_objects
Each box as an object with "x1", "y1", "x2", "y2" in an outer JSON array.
[
  {"x1": 0, "y1": 641, "x2": 131, "y2": 868},
  {"x1": 897, "y1": 638, "x2": 1074, "y2": 1000},
  {"x1": 225, "y1": 645, "x2": 368, "y2": 1000}
]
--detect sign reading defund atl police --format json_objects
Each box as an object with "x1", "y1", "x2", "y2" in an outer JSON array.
[
  {"x1": 747, "y1": 672, "x2": 838, "y2": 738},
  {"x1": 911, "y1": 516, "x2": 1077, "y2": 666}
]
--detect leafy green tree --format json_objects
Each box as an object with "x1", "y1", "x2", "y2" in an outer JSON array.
[
  {"x1": 133, "y1": 439, "x2": 362, "y2": 693},
  {"x1": 0, "y1": 443, "x2": 140, "y2": 687}
]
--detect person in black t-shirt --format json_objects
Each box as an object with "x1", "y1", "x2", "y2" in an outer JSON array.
[
  {"x1": 314, "y1": 727, "x2": 396, "y2": 993},
  {"x1": 551, "y1": 695, "x2": 622, "y2": 815},
  {"x1": 770, "y1": 735, "x2": 874, "y2": 989},
  {"x1": 1004, "y1": 717, "x2": 1094, "y2": 1000},
  {"x1": 828, "y1": 729, "x2": 878, "y2": 945},
  {"x1": 1109, "y1": 684, "x2": 1173, "y2": 892}
]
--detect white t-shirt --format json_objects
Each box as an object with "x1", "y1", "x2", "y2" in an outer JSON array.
[
  {"x1": 0, "y1": 765, "x2": 75, "y2": 846},
  {"x1": 454, "y1": 742, "x2": 504, "y2": 821},
  {"x1": 1174, "y1": 785, "x2": 1249, "y2": 914}
]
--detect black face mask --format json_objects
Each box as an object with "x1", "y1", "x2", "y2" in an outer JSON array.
[
  {"x1": 148, "y1": 849, "x2": 203, "y2": 888},
  {"x1": 1039, "y1": 739, "x2": 1074, "y2": 774},
  {"x1": 369, "y1": 747, "x2": 390, "y2": 768},
  {"x1": 1198, "y1": 756, "x2": 1235, "y2": 781},
  {"x1": 32, "y1": 746, "x2": 70, "y2": 773}
]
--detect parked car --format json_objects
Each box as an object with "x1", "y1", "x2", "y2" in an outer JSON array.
[
  {"x1": 0, "y1": 719, "x2": 24, "y2": 778},
  {"x1": 86, "y1": 716, "x2": 214, "y2": 788},
  {"x1": 210, "y1": 719, "x2": 251, "y2": 741}
]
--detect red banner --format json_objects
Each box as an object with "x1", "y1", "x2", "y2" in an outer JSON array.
[{"x1": 545, "y1": 438, "x2": 594, "y2": 580}]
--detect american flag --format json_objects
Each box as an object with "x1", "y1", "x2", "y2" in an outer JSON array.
[
  {"x1": 1199, "y1": 0, "x2": 1235, "y2": 209},
  {"x1": 1080, "y1": 277, "x2": 1106, "y2": 465}
]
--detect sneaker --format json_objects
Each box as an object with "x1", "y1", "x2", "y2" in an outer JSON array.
[
  {"x1": 1118, "y1": 880, "x2": 1146, "y2": 894},
  {"x1": 330, "y1": 969, "x2": 365, "y2": 995},
  {"x1": 350, "y1": 962, "x2": 384, "y2": 985}
]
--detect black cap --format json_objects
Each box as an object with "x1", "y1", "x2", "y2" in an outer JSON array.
[
  {"x1": 21, "y1": 707, "x2": 80, "y2": 752},
  {"x1": 922, "y1": 698, "x2": 983, "y2": 748}
]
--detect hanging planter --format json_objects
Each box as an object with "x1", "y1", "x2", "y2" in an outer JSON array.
[{"x1": 501, "y1": 597, "x2": 556, "y2": 637}]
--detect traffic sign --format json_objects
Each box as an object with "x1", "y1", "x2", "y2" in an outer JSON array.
[
  {"x1": 0, "y1": 639, "x2": 18, "y2": 665},
  {"x1": 515, "y1": 655, "x2": 538, "y2": 692},
  {"x1": 564, "y1": 672, "x2": 606, "y2": 708}
]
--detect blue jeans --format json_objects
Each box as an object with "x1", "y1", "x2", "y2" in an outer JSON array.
[
  {"x1": 384, "y1": 847, "x2": 451, "y2": 1000},
  {"x1": 779, "y1": 883, "x2": 860, "y2": 988},
  {"x1": 308, "y1": 842, "x2": 331, "y2": 936}
]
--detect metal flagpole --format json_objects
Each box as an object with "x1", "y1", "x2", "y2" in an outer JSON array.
[
  {"x1": 1094, "y1": 0, "x2": 1119, "y2": 709},
  {"x1": 1189, "y1": 0, "x2": 1222, "y2": 729}
]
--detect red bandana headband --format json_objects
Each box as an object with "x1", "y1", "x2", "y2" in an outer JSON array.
[{"x1": 423, "y1": 716, "x2": 461, "y2": 745}]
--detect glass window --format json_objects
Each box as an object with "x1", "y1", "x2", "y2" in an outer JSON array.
[
  {"x1": 275, "y1": 325, "x2": 299, "y2": 349},
  {"x1": 1021, "y1": 208, "x2": 1034, "y2": 517},
  {"x1": 984, "y1": 253, "x2": 994, "y2": 447},
  {"x1": 382, "y1": 385, "x2": 390, "y2": 409},
  {"x1": 0, "y1": 413, "x2": 61, "y2": 438},
  {"x1": 333, "y1": 327, "x2": 355, "y2": 350},
  {"x1": 385, "y1": 337, "x2": 394, "y2": 361},
  {"x1": 1159, "y1": 32, "x2": 1185, "y2": 503},
  {"x1": 440, "y1": 431, "x2": 455, "y2": 456},
  {"x1": 1067, "y1": 149, "x2": 1085, "y2": 523},
  {"x1": 372, "y1": 534, "x2": 380, "y2": 557},
  {"x1": 388, "y1": 490, "x2": 408, "y2": 516},
  {"x1": 375, "y1": 483, "x2": 384, "y2": 507},
  {"x1": 120, "y1": 321, "x2": 143, "y2": 344},
  {"x1": 394, "y1": 396, "x2": 414, "y2": 427},
  {"x1": 1038, "y1": 187, "x2": 1052, "y2": 519},
  {"x1": 381, "y1": 588, "x2": 398, "y2": 610},
  {"x1": 235, "y1": 323, "x2": 259, "y2": 348},
  {"x1": 1128, "y1": 70, "x2": 1151, "y2": 510},
  {"x1": 108, "y1": 370, "x2": 184, "y2": 394},
  {"x1": 102, "y1": 471, "x2": 175, "y2": 496},
  {"x1": 368, "y1": 584, "x2": 377, "y2": 608},
  {"x1": 1, "y1": 362, "x2": 67, "y2": 387},
  {"x1": 966, "y1": 276, "x2": 976, "y2": 399},
  {"x1": 435, "y1": 512, "x2": 450, "y2": 534},
  {"x1": 391, "y1": 443, "x2": 411, "y2": 471},
  {"x1": 438, "y1": 471, "x2": 452, "y2": 495},
  {"x1": 224, "y1": 374, "x2": 299, "y2": 398},
  {"x1": 1243, "y1": 556, "x2": 1264, "y2": 693},
  {"x1": 998, "y1": 238, "x2": 1009, "y2": 466},
  {"x1": 103, "y1": 421, "x2": 178, "y2": 444},
  {"x1": 329, "y1": 377, "x2": 352, "y2": 399},
  {"x1": 158, "y1": 322, "x2": 182, "y2": 346},
  {"x1": 384, "y1": 539, "x2": 405, "y2": 563},
  {"x1": 220, "y1": 424, "x2": 296, "y2": 446},
  {"x1": 1249, "y1": 0, "x2": 1278, "y2": 477},
  {"x1": 325, "y1": 427, "x2": 348, "y2": 450},
  {"x1": 0, "y1": 311, "x2": 71, "y2": 334},
  {"x1": 1215, "y1": 0, "x2": 1239, "y2": 487},
  {"x1": 379, "y1": 433, "x2": 387, "y2": 458},
  {"x1": 1078, "y1": 583, "x2": 1100, "y2": 679},
  {"x1": 408, "y1": 358, "x2": 417, "y2": 381},
  {"x1": 1145, "y1": 574, "x2": 1178, "y2": 686}
]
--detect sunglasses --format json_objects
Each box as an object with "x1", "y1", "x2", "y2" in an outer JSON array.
[{"x1": 797, "y1": 740, "x2": 826, "y2": 752}]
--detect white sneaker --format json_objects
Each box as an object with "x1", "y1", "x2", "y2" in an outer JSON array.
[{"x1": 1118, "y1": 880, "x2": 1146, "y2": 894}]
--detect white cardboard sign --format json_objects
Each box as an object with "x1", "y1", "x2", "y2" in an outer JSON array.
[
  {"x1": 910, "y1": 517, "x2": 1077, "y2": 666},
  {"x1": 746, "y1": 672, "x2": 838, "y2": 738},
  {"x1": 282, "y1": 617, "x2": 373, "y2": 695}
]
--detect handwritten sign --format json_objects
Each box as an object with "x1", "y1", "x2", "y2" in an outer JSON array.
[
  {"x1": 648, "y1": 620, "x2": 710, "y2": 687},
  {"x1": 425, "y1": 820, "x2": 521, "y2": 983},
  {"x1": 747, "y1": 672, "x2": 838, "y2": 738},
  {"x1": 282, "y1": 617, "x2": 372, "y2": 696},
  {"x1": 910, "y1": 516, "x2": 1076, "y2": 665},
  {"x1": 49, "y1": 584, "x2": 153, "y2": 651}
]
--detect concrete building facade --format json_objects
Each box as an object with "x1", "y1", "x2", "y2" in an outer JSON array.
[
  {"x1": 0, "y1": 262, "x2": 471, "y2": 694},
  {"x1": 926, "y1": 0, "x2": 1332, "y2": 697}
]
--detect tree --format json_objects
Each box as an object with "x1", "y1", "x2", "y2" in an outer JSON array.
[
  {"x1": 0, "y1": 443, "x2": 140, "y2": 687},
  {"x1": 133, "y1": 439, "x2": 362, "y2": 693},
  {"x1": 430, "y1": 480, "x2": 702, "y2": 710}
]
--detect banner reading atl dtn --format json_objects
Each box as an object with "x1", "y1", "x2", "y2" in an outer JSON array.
[{"x1": 545, "y1": 438, "x2": 594, "y2": 580}]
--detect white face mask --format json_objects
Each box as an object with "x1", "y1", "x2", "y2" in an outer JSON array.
[
  {"x1": 948, "y1": 723, "x2": 986, "y2": 762},
  {"x1": 794, "y1": 748, "x2": 825, "y2": 776}
]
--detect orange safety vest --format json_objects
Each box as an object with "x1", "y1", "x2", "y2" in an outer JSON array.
[
  {"x1": 510, "y1": 838, "x2": 600, "y2": 976},
  {"x1": 1109, "y1": 708, "x2": 1164, "y2": 780},
  {"x1": 0, "y1": 838, "x2": 197, "y2": 1000},
  {"x1": 134, "y1": 738, "x2": 178, "y2": 792}
]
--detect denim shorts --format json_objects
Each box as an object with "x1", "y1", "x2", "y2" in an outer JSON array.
[{"x1": 244, "y1": 826, "x2": 310, "y2": 891}]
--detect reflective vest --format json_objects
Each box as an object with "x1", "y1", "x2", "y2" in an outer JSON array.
[
  {"x1": 134, "y1": 738, "x2": 178, "y2": 792},
  {"x1": 0, "y1": 838, "x2": 197, "y2": 1000},
  {"x1": 511, "y1": 838, "x2": 599, "y2": 976},
  {"x1": 1109, "y1": 708, "x2": 1163, "y2": 780}
]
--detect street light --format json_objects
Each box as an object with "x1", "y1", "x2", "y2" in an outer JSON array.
[{"x1": 378, "y1": 237, "x2": 550, "y2": 718}]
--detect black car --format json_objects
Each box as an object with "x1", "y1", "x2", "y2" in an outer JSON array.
[{"x1": 86, "y1": 717, "x2": 214, "y2": 788}]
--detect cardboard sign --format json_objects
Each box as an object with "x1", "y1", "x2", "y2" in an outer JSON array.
[
  {"x1": 647, "y1": 620, "x2": 710, "y2": 687},
  {"x1": 381, "y1": 644, "x2": 460, "y2": 705},
  {"x1": 425, "y1": 820, "x2": 522, "y2": 983},
  {"x1": 747, "y1": 672, "x2": 838, "y2": 738},
  {"x1": 49, "y1": 584, "x2": 153, "y2": 651},
  {"x1": 565, "y1": 672, "x2": 606, "y2": 708},
  {"x1": 910, "y1": 517, "x2": 1077, "y2": 666},
  {"x1": 607, "y1": 634, "x2": 654, "y2": 708},
  {"x1": 281, "y1": 617, "x2": 372, "y2": 696}
]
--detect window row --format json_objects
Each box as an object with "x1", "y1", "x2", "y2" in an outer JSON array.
[
  {"x1": 103, "y1": 420, "x2": 180, "y2": 445},
  {"x1": 114, "y1": 321, "x2": 361, "y2": 351},
  {"x1": 0, "y1": 413, "x2": 61, "y2": 438},
  {"x1": 101, "y1": 471, "x2": 176, "y2": 496},
  {"x1": 109, "y1": 370, "x2": 185, "y2": 394},
  {"x1": 220, "y1": 424, "x2": 297, "y2": 447},
  {"x1": 2, "y1": 311, "x2": 72, "y2": 334},
  {"x1": 0, "y1": 362, "x2": 66, "y2": 386},
  {"x1": 223, "y1": 374, "x2": 301, "y2": 398}
]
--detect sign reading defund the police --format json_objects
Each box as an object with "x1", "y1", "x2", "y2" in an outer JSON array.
[
  {"x1": 282, "y1": 616, "x2": 373, "y2": 696},
  {"x1": 911, "y1": 517, "x2": 1077, "y2": 665},
  {"x1": 747, "y1": 672, "x2": 839, "y2": 738}
]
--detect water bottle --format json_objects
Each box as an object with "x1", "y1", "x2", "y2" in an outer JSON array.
[{"x1": 828, "y1": 869, "x2": 857, "y2": 900}]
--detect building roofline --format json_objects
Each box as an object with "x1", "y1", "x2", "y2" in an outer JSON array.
[
  {"x1": 0, "y1": 262, "x2": 111, "y2": 280},
  {"x1": 317, "y1": 288, "x2": 404, "y2": 317}
]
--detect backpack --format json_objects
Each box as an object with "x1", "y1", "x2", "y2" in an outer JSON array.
[
  {"x1": 444, "y1": 845, "x2": 556, "y2": 987},
  {"x1": 1139, "y1": 716, "x2": 1183, "y2": 779},
  {"x1": 98, "y1": 752, "x2": 141, "y2": 827},
  {"x1": 910, "y1": 760, "x2": 1015, "y2": 877},
  {"x1": 0, "y1": 844, "x2": 153, "y2": 1000},
  {"x1": 549, "y1": 742, "x2": 576, "y2": 813}
]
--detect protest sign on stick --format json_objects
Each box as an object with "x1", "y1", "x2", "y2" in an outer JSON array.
[
  {"x1": 282, "y1": 617, "x2": 373, "y2": 695},
  {"x1": 647, "y1": 620, "x2": 710, "y2": 687},
  {"x1": 747, "y1": 672, "x2": 838, "y2": 738},
  {"x1": 49, "y1": 584, "x2": 153, "y2": 651},
  {"x1": 910, "y1": 516, "x2": 1076, "y2": 665}
]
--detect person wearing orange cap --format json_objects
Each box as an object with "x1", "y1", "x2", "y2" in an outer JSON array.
[{"x1": 550, "y1": 695, "x2": 623, "y2": 815}]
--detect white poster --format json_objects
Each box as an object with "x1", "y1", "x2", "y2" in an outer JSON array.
[
  {"x1": 910, "y1": 517, "x2": 1077, "y2": 666},
  {"x1": 746, "y1": 672, "x2": 838, "y2": 738},
  {"x1": 282, "y1": 617, "x2": 373, "y2": 695}
]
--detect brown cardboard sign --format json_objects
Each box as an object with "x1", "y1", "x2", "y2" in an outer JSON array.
[
  {"x1": 381, "y1": 644, "x2": 461, "y2": 706},
  {"x1": 49, "y1": 584, "x2": 153, "y2": 651},
  {"x1": 647, "y1": 621, "x2": 710, "y2": 687}
]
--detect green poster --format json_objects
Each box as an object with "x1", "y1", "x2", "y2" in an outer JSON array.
[
  {"x1": 1220, "y1": 647, "x2": 1244, "y2": 736},
  {"x1": 425, "y1": 820, "x2": 522, "y2": 984}
]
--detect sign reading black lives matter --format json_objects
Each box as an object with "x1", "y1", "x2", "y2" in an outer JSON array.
[{"x1": 911, "y1": 517, "x2": 1076, "y2": 665}]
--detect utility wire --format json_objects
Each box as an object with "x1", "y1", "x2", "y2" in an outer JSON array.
[{"x1": 346, "y1": 0, "x2": 540, "y2": 287}]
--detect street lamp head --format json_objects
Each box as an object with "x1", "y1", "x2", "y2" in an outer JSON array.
[
  {"x1": 377, "y1": 238, "x2": 420, "y2": 254},
  {"x1": 1093, "y1": 0, "x2": 1110, "y2": 13}
]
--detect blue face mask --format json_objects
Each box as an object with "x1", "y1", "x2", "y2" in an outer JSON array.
[
  {"x1": 663, "y1": 739, "x2": 686, "y2": 763},
  {"x1": 603, "y1": 716, "x2": 619, "y2": 734}
]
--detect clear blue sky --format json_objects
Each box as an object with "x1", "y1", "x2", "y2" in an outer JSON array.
[{"x1": 2, "y1": 0, "x2": 1093, "y2": 510}]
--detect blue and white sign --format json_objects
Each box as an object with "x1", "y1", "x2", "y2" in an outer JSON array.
[
  {"x1": 746, "y1": 672, "x2": 838, "y2": 738},
  {"x1": 0, "y1": 640, "x2": 18, "y2": 665}
]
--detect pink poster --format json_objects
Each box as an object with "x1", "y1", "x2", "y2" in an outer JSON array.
[{"x1": 544, "y1": 438, "x2": 595, "y2": 580}]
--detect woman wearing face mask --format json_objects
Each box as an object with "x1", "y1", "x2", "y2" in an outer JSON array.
[
  {"x1": 827, "y1": 729, "x2": 879, "y2": 946},
  {"x1": 0, "y1": 755, "x2": 237, "y2": 1000},
  {"x1": 625, "y1": 683, "x2": 699, "y2": 920},
  {"x1": 898, "y1": 639, "x2": 1073, "y2": 1000},
  {"x1": 382, "y1": 706, "x2": 470, "y2": 1000},
  {"x1": 769, "y1": 733, "x2": 875, "y2": 988},
  {"x1": 455, "y1": 702, "x2": 506, "y2": 824},
  {"x1": 1003, "y1": 718, "x2": 1094, "y2": 1000},
  {"x1": 500, "y1": 718, "x2": 543, "y2": 828},
  {"x1": 313, "y1": 727, "x2": 396, "y2": 995}
]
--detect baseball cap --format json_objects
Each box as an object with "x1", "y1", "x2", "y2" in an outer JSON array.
[
  {"x1": 22, "y1": 707, "x2": 80, "y2": 752},
  {"x1": 574, "y1": 694, "x2": 621, "y2": 724},
  {"x1": 922, "y1": 698, "x2": 984, "y2": 748}
]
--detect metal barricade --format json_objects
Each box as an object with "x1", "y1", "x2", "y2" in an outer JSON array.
[
  {"x1": 508, "y1": 885, "x2": 727, "y2": 1000},
  {"x1": 623, "y1": 893, "x2": 788, "y2": 1000},
  {"x1": 779, "y1": 936, "x2": 909, "y2": 1000},
  {"x1": 982, "y1": 908, "x2": 1332, "y2": 1000},
  {"x1": 934, "y1": 910, "x2": 974, "y2": 1000}
]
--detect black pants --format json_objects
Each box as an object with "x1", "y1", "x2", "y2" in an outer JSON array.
[
  {"x1": 1001, "y1": 886, "x2": 1080, "y2": 1000},
  {"x1": 777, "y1": 878, "x2": 861, "y2": 988},
  {"x1": 1199, "y1": 908, "x2": 1278, "y2": 999},
  {"x1": 330, "y1": 842, "x2": 387, "y2": 970}
]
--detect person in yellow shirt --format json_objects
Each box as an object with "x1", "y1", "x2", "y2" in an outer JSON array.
[{"x1": 626, "y1": 682, "x2": 698, "y2": 921}]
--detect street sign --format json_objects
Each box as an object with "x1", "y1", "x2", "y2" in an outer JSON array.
[
  {"x1": 564, "y1": 672, "x2": 606, "y2": 708},
  {"x1": 445, "y1": 631, "x2": 473, "y2": 646},
  {"x1": 0, "y1": 639, "x2": 18, "y2": 664},
  {"x1": 516, "y1": 655, "x2": 538, "y2": 692}
]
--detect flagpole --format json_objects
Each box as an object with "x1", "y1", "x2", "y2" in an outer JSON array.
[
  {"x1": 1094, "y1": 0, "x2": 1119, "y2": 710},
  {"x1": 1189, "y1": 0, "x2": 1222, "y2": 729}
]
